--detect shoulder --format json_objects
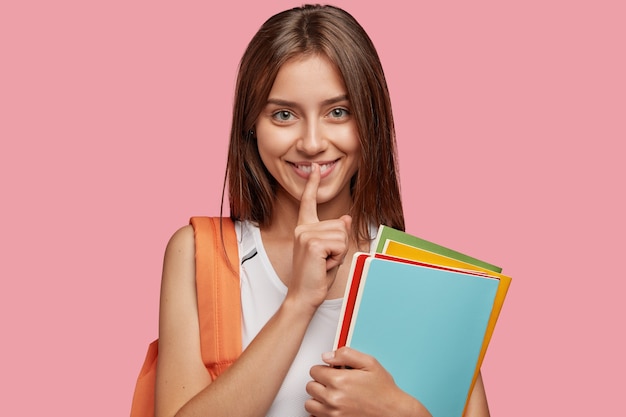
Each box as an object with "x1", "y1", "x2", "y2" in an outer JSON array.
[
  {"x1": 161, "y1": 224, "x2": 196, "y2": 287},
  {"x1": 165, "y1": 224, "x2": 195, "y2": 254}
]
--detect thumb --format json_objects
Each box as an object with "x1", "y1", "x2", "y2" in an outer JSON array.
[{"x1": 321, "y1": 347, "x2": 372, "y2": 370}]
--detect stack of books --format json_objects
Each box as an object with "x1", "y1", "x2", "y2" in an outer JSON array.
[{"x1": 334, "y1": 225, "x2": 512, "y2": 417}]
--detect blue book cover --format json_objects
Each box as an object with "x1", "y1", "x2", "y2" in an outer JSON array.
[{"x1": 346, "y1": 257, "x2": 499, "y2": 417}]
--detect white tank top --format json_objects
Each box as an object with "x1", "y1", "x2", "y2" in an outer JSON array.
[{"x1": 235, "y1": 220, "x2": 344, "y2": 417}]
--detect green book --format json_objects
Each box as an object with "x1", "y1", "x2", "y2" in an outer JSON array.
[{"x1": 373, "y1": 225, "x2": 502, "y2": 273}]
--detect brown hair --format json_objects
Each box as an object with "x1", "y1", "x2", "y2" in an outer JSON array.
[{"x1": 226, "y1": 4, "x2": 405, "y2": 240}]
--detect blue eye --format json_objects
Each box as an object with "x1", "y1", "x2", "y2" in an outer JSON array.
[
  {"x1": 273, "y1": 110, "x2": 294, "y2": 121},
  {"x1": 329, "y1": 108, "x2": 349, "y2": 118}
]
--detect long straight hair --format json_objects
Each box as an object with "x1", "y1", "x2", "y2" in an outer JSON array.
[{"x1": 226, "y1": 4, "x2": 405, "y2": 241}]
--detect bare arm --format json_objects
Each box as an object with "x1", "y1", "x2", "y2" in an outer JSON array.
[
  {"x1": 156, "y1": 165, "x2": 350, "y2": 417},
  {"x1": 463, "y1": 371, "x2": 490, "y2": 417},
  {"x1": 154, "y1": 225, "x2": 319, "y2": 417},
  {"x1": 155, "y1": 225, "x2": 210, "y2": 416}
]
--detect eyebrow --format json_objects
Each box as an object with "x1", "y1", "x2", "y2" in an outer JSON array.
[{"x1": 266, "y1": 94, "x2": 349, "y2": 108}]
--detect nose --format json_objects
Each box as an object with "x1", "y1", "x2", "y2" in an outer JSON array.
[{"x1": 296, "y1": 121, "x2": 327, "y2": 155}]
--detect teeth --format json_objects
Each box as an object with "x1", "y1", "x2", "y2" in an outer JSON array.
[{"x1": 296, "y1": 163, "x2": 334, "y2": 173}]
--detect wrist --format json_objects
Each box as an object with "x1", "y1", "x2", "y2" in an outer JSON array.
[
  {"x1": 280, "y1": 294, "x2": 318, "y2": 322},
  {"x1": 397, "y1": 392, "x2": 432, "y2": 417}
]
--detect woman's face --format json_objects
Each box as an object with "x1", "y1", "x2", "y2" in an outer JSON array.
[{"x1": 255, "y1": 54, "x2": 360, "y2": 209}]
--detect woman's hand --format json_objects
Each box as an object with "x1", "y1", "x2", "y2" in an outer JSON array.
[
  {"x1": 305, "y1": 347, "x2": 432, "y2": 417},
  {"x1": 288, "y1": 163, "x2": 352, "y2": 312}
]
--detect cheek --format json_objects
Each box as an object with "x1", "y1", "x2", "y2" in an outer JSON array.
[
  {"x1": 255, "y1": 132, "x2": 293, "y2": 181},
  {"x1": 340, "y1": 126, "x2": 361, "y2": 164},
  {"x1": 255, "y1": 133, "x2": 282, "y2": 162},
  {"x1": 255, "y1": 122, "x2": 294, "y2": 158},
  {"x1": 337, "y1": 122, "x2": 361, "y2": 150},
  {"x1": 346, "y1": 136, "x2": 362, "y2": 177}
]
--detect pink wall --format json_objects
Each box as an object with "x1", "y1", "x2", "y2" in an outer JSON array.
[{"x1": 1, "y1": 0, "x2": 624, "y2": 415}]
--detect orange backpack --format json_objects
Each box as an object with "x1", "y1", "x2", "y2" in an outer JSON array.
[{"x1": 130, "y1": 217, "x2": 242, "y2": 417}]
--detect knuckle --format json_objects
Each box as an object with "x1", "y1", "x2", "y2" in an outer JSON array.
[
  {"x1": 307, "y1": 238, "x2": 325, "y2": 253},
  {"x1": 327, "y1": 390, "x2": 346, "y2": 408},
  {"x1": 295, "y1": 228, "x2": 314, "y2": 243},
  {"x1": 365, "y1": 355, "x2": 379, "y2": 368}
]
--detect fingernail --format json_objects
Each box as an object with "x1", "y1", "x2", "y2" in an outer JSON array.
[{"x1": 322, "y1": 351, "x2": 335, "y2": 361}]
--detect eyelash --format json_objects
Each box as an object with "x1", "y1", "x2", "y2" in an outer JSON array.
[{"x1": 271, "y1": 107, "x2": 350, "y2": 122}]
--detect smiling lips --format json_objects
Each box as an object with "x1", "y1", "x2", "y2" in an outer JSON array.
[{"x1": 289, "y1": 160, "x2": 338, "y2": 178}]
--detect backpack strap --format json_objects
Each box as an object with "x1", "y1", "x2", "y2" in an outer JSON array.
[{"x1": 190, "y1": 216, "x2": 242, "y2": 380}]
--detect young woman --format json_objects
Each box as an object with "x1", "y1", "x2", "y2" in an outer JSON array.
[{"x1": 155, "y1": 5, "x2": 490, "y2": 417}]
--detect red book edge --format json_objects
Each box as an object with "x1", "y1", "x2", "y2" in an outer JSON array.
[{"x1": 336, "y1": 253, "x2": 499, "y2": 348}]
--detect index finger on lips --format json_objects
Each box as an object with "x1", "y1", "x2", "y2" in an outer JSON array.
[{"x1": 297, "y1": 163, "x2": 320, "y2": 225}]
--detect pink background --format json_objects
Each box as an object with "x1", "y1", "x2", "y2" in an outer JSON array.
[{"x1": 1, "y1": 0, "x2": 624, "y2": 415}]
